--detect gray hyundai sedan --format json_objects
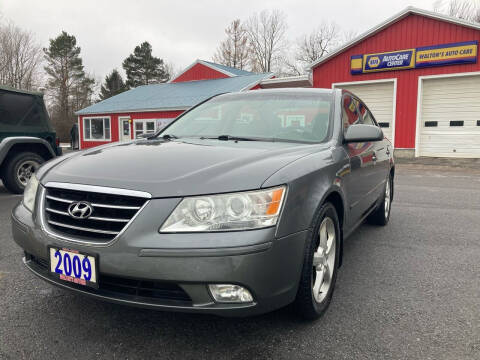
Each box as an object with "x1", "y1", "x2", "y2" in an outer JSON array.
[{"x1": 11, "y1": 89, "x2": 394, "y2": 319}]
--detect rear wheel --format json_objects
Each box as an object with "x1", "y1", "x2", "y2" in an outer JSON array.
[
  {"x1": 367, "y1": 174, "x2": 392, "y2": 226},
  {"x1": 2, "y1": 152, "x2": 44, "y2": 194},
  {"x1": 293, "y1": 202, "x2": 340, "y2": 320}
]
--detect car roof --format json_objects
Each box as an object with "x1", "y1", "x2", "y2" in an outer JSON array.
[{"x1": 0, "y1": 85, "x2": 44, "y2": 97}]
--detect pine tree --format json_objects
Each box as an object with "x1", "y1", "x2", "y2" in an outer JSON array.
[
  {"x1": 44, "y1": 31, "x2": 95, "y2": 141},
  {"x1": 99, "y1": 69, "x2": 127, "y2": 100},
  {"x1": 122, "y1": 42, "x2": 170, "y2": 88}
]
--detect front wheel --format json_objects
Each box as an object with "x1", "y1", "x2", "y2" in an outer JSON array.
[
  {"x1": 2, "y1": 152, "x2": 44, "y2": 194},
  {"x1": 293, "y1": 202, "x2": 340, "y2": 320}
]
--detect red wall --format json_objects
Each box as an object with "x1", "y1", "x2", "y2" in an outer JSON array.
[
  {"x1": 313, "y1": 14, "x2": 480, "y2": 148},
  {"x1": 171, "y1": 63, "x2": 229, "y2": 82},
  {"x1": 79, "y1": 110, "x2": 184, "y2": 149}
]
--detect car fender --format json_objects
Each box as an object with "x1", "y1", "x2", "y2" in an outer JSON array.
[
  {"x1": 0, "y1": 137, "x2": 56, "y2": 165},
  {"x1": 262, "y1": 146, "x2": 349, "y2": 239}
]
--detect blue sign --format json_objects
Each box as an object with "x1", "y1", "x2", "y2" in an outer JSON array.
[{"x1": 363, "y1": 49, "x2": 416, "y2": 73}]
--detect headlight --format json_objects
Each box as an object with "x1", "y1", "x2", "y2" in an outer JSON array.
[
  {"x1": 23, "y1": 175, "x2": 39, "y2": 212},
  {"x1": 160, "y1": 186, "x2": 286, "y2": 232}
]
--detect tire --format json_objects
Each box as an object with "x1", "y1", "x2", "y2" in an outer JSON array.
[
  {"x1": 293, "y1": 202, "x2": 340, "y2": 320},
  {"x1": 367, "y1": 174, "x2": 392, "y2": 226},
  {"x1": 2, "y1": 152, "x2": 44, "y2": 194}
]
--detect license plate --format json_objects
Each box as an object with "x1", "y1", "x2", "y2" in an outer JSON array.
[{"x1": 49, "y1": 247, "x2": 98, "y2": 288}]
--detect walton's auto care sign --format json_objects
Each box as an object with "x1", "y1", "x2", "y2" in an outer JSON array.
[{"x1": 351, "y1": 41, "x2": 478, "y2": 74}]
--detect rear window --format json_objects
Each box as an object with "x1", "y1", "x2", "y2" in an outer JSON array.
[{"x1": 0, "y1": 91, "x2": 51, "y2": 132}]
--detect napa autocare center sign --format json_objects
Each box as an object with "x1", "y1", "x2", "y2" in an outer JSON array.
[{"x1": 351, "y1": 41, "x2": 478, "y2": 74}]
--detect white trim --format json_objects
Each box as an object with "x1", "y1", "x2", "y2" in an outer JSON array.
[
  {"x1": 198, "y1": 60, "x2": 236, "y2": 77},
  {"x1": 414, "y1": 70, "x2": 480, "y2": 157},
  {"x1": 77, "y1": 117, "x2": 81, "y2": 150},
  {"x1": 332, "y1": 78, "x2": 397, "y2": 147},
  {"x1": 169, "y1": 59, "x2": 237, "y2": 82},
  {"x1": 118, "y1": 116, "x2": 131, "y2": 141},
  {"x1": 82, "y1": 116, "x2": 112, "y2": 142},
  {"x1": 76, "y1": 107, "x2": 189, "y2": 116},
  {"x1": 260, "y1": 75, "x2": 311, "y2": 85},
  {"x1": 310, "y1": 6, "x2": 480, "y2": 70}
]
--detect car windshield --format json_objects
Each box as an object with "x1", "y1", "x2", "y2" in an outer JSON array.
[{"x1": 159, "y1": 92, "x2": 333, "y2": 143}]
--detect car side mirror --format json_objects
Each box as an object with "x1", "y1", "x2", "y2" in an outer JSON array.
[{"x1": 344, "y1": 124, "x2": 384, "y2": 143}]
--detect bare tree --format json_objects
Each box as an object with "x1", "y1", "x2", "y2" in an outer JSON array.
[
  {"x1": 245, "y1": 9, "x2": 288, "y2": 73},
  {"x1": 0, "y1": 22, "x2": 42, "y2": 90},
  {"x1": 339, "y1": 29, "x2": 358, "y2": 44},
  {"x1": 434, "y1": 0, "x2": 480, "y2": 22},
  {"x1": 297, "y1": 22, "x2": 340, "y2": 65},
  {"x1": 213, "y1": 19, "x2": 250, "y2": 70},
  {"x1": 282, "y1": 22, "x2": 346, "y2": 76},
  {"x1": 164, "y1": 62, "x2": 180, "y2": 80}
]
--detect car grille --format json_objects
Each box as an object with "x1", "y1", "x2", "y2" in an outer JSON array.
[
  {"x1": 26, "y1": 253, "x2": 192, "y2": 303},
  {"x1": 43, "y1": 185, "x2": 149, "y2": 243}
]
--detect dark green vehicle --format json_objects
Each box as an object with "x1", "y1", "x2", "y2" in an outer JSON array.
[{"x1": 0, "y1": 86, "x2": 62, "y2": 194}]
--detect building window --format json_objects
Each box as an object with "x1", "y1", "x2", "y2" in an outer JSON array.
[
  {"x1": 83, "y1": 117, "x2": 111, "y2": 141},
  {"x1": 134, "y1": 119, "x2": 157, "y2": 138},
  {"x1": 449, "y1": 120, "x2": 464, "y2": 127}
]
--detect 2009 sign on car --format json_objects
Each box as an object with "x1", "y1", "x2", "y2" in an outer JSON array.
[{"x1": 49, "y1": 247, "x2": 98, "y2": 287}]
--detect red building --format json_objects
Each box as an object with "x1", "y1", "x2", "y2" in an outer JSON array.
[
  {"x1": 311, "y1": 7, "x2": 480, "y2": 158},
  {"x1": 75, "y1": 60, "x2": 274, "y2": 149}
]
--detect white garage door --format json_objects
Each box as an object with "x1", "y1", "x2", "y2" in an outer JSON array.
[
  {"x1": 419, "y1": 75, "x2": 480, "y2": 158},
  {"x1": 334, "y1": 81, "x2": 395, "y2": 144}
]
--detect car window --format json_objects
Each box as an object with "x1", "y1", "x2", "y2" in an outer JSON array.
[
  {"x1": 342, "y1": 94, "x2": 362, "y2": 132},
  {"x1": 356, "y1": 100, "x2": 377, "y2": 126},
  {"x1": 361, "y1": 109, "x2": 377, "y2": 126}
]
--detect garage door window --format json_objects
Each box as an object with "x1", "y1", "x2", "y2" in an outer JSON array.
[
  {"x1": 450, "y1": 121, "x2": 464, "y2": 127},
  {"x1": 83, "y1": 117, "x2": 111, "y2": 141}
]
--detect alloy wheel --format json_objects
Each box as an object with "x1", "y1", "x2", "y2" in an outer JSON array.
[
  {"x1": 312, "y1": 217, "x2": 336, "y2": 303},
  {"x1": 384, "y1": 179, "x2": 391, "y2": 219}
]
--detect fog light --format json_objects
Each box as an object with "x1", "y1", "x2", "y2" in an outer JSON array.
[{"x1": 208, "y1": 284, "x2": 253, "y2": 303}]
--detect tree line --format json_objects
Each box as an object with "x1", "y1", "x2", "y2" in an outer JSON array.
[
  {"x1": 0, "y1": 21, "x2": 170, "y2": 140},
  {"x1": 213, "y1": 10, "x2": 355, "y2": 76}
]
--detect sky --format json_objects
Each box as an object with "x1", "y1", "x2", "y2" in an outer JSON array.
[{"x1": 0, "y1": 0, "x2": 436, "y2": 82}]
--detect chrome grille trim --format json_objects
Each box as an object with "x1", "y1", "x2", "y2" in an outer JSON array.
[
  {"x1": 47, "y1": 220, "x2": 120, "y2": 235},
  {"x1": 39, "y1": 183, "x2": 151, "y2": 247},
  {"x1": 44, "y1": 182, "x2": 152, "y2": 199},
  {"x1": 45, "y1": 207, "x2": 130, "y2": 223},
  {"x1": 46, "y1": 195, "x2": 142, "y2": 210}
]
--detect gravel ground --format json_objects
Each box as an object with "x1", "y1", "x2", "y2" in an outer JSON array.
[{"x1": 1, "y1": 165, "x2": 479, "y2": 360}]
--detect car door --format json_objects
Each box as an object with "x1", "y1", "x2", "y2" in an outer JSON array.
[
  {"x1": 358, "y1": 101, "x2": 390, "y2": 202},
  {"x1": 341, "y1": 93, "x2": 377, "y2": 227}
]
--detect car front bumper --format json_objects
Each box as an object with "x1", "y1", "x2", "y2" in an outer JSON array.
[{"x1": 11, "y1": 201, "x2": 309, "y2": 317}]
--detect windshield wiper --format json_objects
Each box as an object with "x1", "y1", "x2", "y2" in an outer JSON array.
[
  {"x1": 201, "y1": 135, "x2": 273, "y2": 142},
  {"x1": 162, "y1": 134, "x2": 178, "y2": 140}
]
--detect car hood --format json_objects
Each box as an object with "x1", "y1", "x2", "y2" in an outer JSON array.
[{"x1": 40, "y1": 138, "x2": 328, "y2": 197}]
